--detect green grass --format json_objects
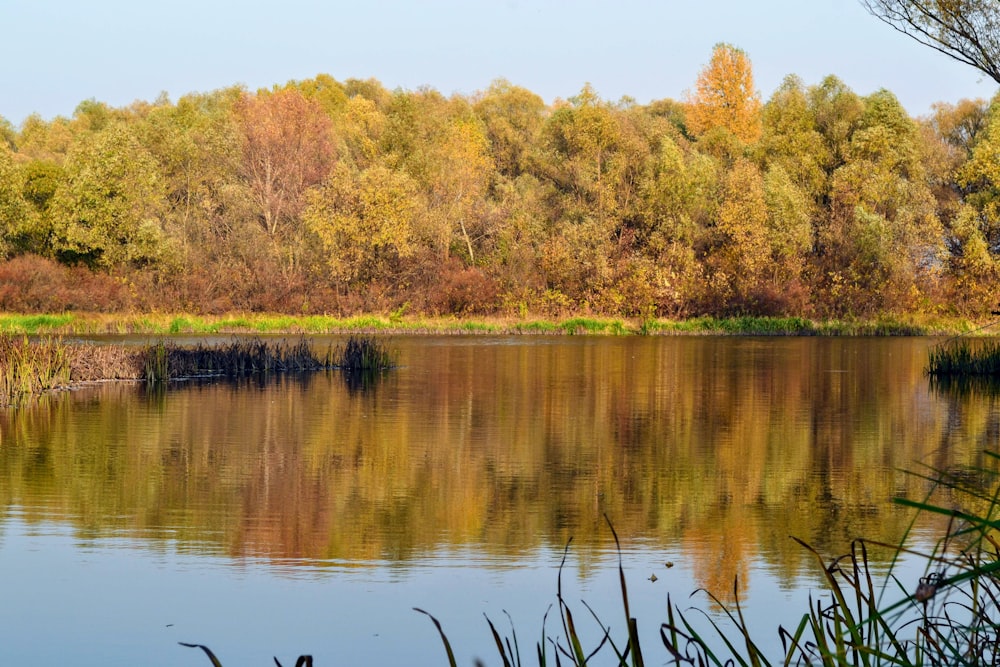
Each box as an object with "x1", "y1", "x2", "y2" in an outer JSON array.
[
  {"x1": 0, "y1": 313, "x2": 76, "y2": 334},
  {"x1": 0, "y1": 312, "x2": 985, "y2": 337}
]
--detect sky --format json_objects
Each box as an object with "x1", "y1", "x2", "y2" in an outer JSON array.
[{"x1": 1, "y1": 0, "x2": 997, "y2": 126}]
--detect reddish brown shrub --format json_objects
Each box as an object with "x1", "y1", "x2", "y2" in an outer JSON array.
[{"x1": 0, "y1": 254, "x2": 130, "y2": 312}]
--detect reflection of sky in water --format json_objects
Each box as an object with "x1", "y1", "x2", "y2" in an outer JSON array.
[
  {"x1": 0, "y1": 512, "x2": 941, "y2": 665},
  {"x1": 1, "y1": 336, "x2": 994, "y2": 663}
]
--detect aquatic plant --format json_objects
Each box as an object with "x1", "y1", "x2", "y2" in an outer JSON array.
[
  {"x1": 928, "y1": 339, "x2": 1000, "y2": 376},
  {"x1": 0, "y1": 335, "x2": 72, "y2": 407},
  {"x1": 180, "y1": 642, "x2": 313, "y2": 667},
  {"x1": 332, "y1": 335, "x2": 396, "y2": 371},
  {"x1": 0, "y1": 334, "x2": 338, "y2": 404},
  {"x1": 417, "y1": 455, "x2": 1000, "y2": 666}
]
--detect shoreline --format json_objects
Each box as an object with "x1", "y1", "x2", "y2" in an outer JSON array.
[{"x1": 0, "y1": 312, "x2": 996, "y2": 337}]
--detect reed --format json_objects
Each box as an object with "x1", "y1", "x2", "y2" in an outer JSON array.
[
  {"x1": 0, "y1": 335, "x2": 72, "y2": 407},
  {"x1": 0, "y1": 335, "x2": 340, "y2": 404},
  {"x1": 417, "y1": 456, "x2": 1000, "y2": 666},
  {"x1": 928, "y1": 339, "x2": 1000, "y2": 376},
  {"x1": 143, "y1": 337, "x2": 335, "y2": 382},
  {"x1": 332, "y1": 335, "x2": 396, "y2": 371}
]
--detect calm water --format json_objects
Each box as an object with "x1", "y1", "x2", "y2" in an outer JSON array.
[{"x1": 0, "y1": 336, "x2": 997, "y2": 665}]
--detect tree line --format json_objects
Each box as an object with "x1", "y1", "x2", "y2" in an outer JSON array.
[{"x1": 0, "y1": 44, "x2": 998, "y2": 318}]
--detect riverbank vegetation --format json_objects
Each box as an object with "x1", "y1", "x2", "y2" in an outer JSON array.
[
  {"x1": 928, "y1": 338, "x2": 1000, "y2": 376},
  {"x1": 0, "y1": 334, "x2": 392, "y2": 406},
  {"x1": 0, "y1": 311, "x2": 985, "y2": 337},
  {"x1": 2, "y1": 45, "x2": 1000, "y2": 323}
]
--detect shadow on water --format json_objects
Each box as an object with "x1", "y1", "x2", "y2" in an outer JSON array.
[
  {"x1": 929, "y1": 374, "x2": 1000, "y2": 399},
  {"x1": 138, "y1": 370, "x2": 321, "y2": 401},
  {"x1": 339, "y1": 368, "x2": 389, "y2": 394}
]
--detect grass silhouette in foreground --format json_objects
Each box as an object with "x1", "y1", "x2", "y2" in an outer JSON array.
[{"x1": 180, "y1": 447, "x2": 1000, "y2": 664}]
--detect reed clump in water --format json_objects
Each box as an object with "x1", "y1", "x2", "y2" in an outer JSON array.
[
  {"x1": 332, "y1": 335, "x2": 396, "y2": 371},
  {"x1": 143, "y1": 337, "x2": 333, "y2": 382},
  {"x1": 928, "y1": 339, "x2": 1000, "y2": 376},
  {"x1": 0, "y1": 335, "x2": 72, "y2": 407},
  {"x1": 0, "y1": 335, "x2": 339, "y2": 404}
]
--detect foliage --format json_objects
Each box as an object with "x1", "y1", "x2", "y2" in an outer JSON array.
[
  {"x1": 686, "y1": 43, "x2": 762, "y2": 144},
  {"x1": 1, "y1": 61, "x2": 999, "y2": 319}
]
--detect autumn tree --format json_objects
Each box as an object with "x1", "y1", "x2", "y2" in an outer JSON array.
[
  {"x1": 705, "y1": 159, "x2": 771, "y2": 310},
  {"x1": 473, "y1": 79, "x2": 546, "y2": 179},
  {"x1": 426, "y1": 118, "x2": 494, "y2": 264},
  {"x1": 303, "y1": 163, "x2": 419, "y2": 287},
  {"x1": 48, "y1": 124, "x2": 171, "y2": 269},
  {"x1": 945, "y1": 96, "x2": 1000, "y2": 312},
  {"x1": 759, "y1": 75, "x2": 830, "y2": 200},
  {"x1": 686, "y1": 43, "x2": 763, "y2": 144},
  {"x1": 0, "y1": 145, "x2": 35, "y2": 257},
  {"x1": 817, "y1": 89, "x2": 942, "y2": 314},
  {"x1": 861, "y1": 0, "x2": 1000, "y2": 84},
  {"x1": 807, "y1": 76, "x2": 866, "y2": 175},
  {"x1": 234, "y1": 88, "x2": 335, "y2": 238}
]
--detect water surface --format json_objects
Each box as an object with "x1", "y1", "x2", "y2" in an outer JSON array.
[{"x1": 1, "y1": 336, "x2": 996, "y2": 664}]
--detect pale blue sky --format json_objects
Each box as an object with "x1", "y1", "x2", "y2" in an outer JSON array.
[{"x1": 1, "y1": 0, "x2": 995, "y2": 126}]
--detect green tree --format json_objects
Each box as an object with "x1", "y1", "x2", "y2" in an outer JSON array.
[
  {"x1": 705, "y1": 159, "x2": 771, "y2": 310},
  {"x1": 473, "y1": 79, "x2": 545, "y2": 179},
  {"x1": 15, "y1": 114, "x2": 75, "y2": 164},
  {"x1": 950, "y1": 96, "x2": 1000, "y2": 311},
  {"x1": 817, "y1": 90, "x2": 942, "y2": 314},
  {"x1": 0, "y1": 145, "x2": 36, "y2": 257},
  {"x1": 48, "y1": 124, "x2": 170, "y2": 269},
  {"x1": 759, "y1": 75, "x2": 829, "y2": 200}
]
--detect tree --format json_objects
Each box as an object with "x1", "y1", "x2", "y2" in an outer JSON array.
[
  {"x1": 861, "y1": 0, "x2": 1000, "y2": 84},
  {"x1": 816, "y1": 90, "x2": 942, "y2": 314},
  {"x1": 303, "y1": 163, "x2": 419, "y2": 287},
  {"x1": 473, "y1": 79, "x2": 545, "y2": 178},
  {"x1": 759, "y1": 75, "x2": 829, "y2": 199},
  {"x1": 426, "y1": 119, "x2": 494, "y2": 263},
  {"x1": 0, "y1": 145, "x2": 35, "y2": 257},
  {"x1": 685, "y1": 43, "x2": 762, "y2": 144},
  {"x1": 234, "y1": 88, "x2": 335, "y2": 238},
  {"x1": 48, "y1": 124, "x2": 169, "y2": 269}
]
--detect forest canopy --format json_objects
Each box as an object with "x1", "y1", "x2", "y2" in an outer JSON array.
[{"x1": 0, "y1": 45, "x2": 998, "y2": 319}]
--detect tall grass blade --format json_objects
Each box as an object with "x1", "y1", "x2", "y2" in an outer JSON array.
[
  {"x1": 414, "y1": 607, "x2": 458, "y2": 667},
  {"x1": 179, "y1": 642, "x2": 224, "y2": 667}
]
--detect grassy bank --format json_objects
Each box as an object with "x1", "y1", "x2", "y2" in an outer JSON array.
[{"x1": 0, "y1": 312, "x2": 986, "y2": 337}]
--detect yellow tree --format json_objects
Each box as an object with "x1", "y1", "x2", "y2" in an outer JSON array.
[
  {"x1": 686, "y1": 43, "x2": 763, "y2": 144},
  {"x1": 707, "y1": 158, "x2": 770, "y2": 310},
  {"x1": 303, "y1": 163, "x2": 419, "y2": 287},
  {"x1": 426, "y1": 118, "x2": 494, "y2": 264}
]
